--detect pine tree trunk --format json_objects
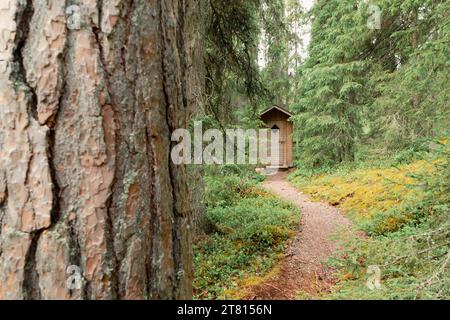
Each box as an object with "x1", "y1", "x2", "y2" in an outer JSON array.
[{"x1": 0, "y1": 0, "x2": 202, "y2": 300}]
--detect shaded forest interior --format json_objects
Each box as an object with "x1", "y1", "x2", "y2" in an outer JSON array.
[{"x1": 0, "y1": 0, "x2": 448, "y2": 300}]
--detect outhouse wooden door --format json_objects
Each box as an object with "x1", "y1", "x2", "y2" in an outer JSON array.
[
  {"x1": 270, "y1": 122, "x2": 285, "y2": 167},
  {"x1": 260, "y1": 106, "x2": 294, "y2": 168}
]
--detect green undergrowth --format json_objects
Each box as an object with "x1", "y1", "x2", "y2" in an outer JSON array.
[
  {"x1": 291, "y1": 160, "x2": 433, "y2": 235},
  {"x1": 291, "y1": 138, "x2": 449, "y2": 299},
  {"x1": 193, "y1": 166, "x2": 300, "y2": 300}
]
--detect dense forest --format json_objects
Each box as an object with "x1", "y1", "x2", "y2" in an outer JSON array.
[
  {"x1": 0, "y1": 0, "x2": 448, "y2": 301},
  {"x1": 196, "y1": 0, "x2": 449, "y2": 300}
]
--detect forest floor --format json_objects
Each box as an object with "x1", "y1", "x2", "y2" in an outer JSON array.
[{"x1": 245, "y1": 171, "x2": 353, "y2": 300}]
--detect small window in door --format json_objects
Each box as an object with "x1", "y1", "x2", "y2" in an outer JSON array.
[{"x1": 271, "y1": 124, "x2": 280, "y2": 132}]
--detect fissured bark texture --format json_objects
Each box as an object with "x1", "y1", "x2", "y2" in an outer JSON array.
[{"x1": 0, "y1": 0, "x2": 203, "y2": 300}]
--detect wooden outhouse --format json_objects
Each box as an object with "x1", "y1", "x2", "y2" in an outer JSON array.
[{"x1": 260, "y1": 106, "x2": 294, "y2": 168}]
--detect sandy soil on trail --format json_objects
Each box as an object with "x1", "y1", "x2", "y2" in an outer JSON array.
[{"x1": 245, "y1": 171, "x2": 352, "y2": 300}]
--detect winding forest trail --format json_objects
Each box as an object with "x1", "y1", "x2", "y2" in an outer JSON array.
[{"x1": 246, "y1": 171, "x2": 353, "y2": 300}]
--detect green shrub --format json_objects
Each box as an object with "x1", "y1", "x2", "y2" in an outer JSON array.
[
  {"x1": 203, "y1": 166, "x2": 265, "y2": 209},
  {"x1": 326, "y1": 137, "x2": 450, "y2": 300},
  {"x1": 393, "y1": 140, "x2": 431, "y2": 165},
  {"x1": 207, "y1": 197, "x2": 298, "y2": 248},
  {"x1": 194, "y1": 168, "x2": 299, "y2": 299},
  {"x1": 204, "y1": 174, "x2": 254, "y2": 208}
]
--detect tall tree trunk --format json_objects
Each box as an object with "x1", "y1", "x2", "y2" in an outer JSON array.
[{"x1": 0, "y1": 0, "x2": 202, "y2": 300}]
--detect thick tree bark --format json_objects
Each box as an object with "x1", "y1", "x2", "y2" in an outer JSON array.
[{"x1": 0, "y1": 0, "x2": 202, "y2": 300}]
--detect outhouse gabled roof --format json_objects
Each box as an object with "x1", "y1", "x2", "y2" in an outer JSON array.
[{"x1": 259, "y1": 105, "x2": 294, "y2": 118}]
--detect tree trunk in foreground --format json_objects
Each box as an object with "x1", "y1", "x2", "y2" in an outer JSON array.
[{"x1": 0, "y1": 0, "x2": 201, "y2": 299}]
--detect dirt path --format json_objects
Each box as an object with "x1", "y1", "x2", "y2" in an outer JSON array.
[{"x1": 246, "y1": 171, "x2": 352, "y2": 300}]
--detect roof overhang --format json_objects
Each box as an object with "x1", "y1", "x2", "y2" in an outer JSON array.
[{"x1": 260, "y1": 105, "x2": 294, "y2": 118}]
